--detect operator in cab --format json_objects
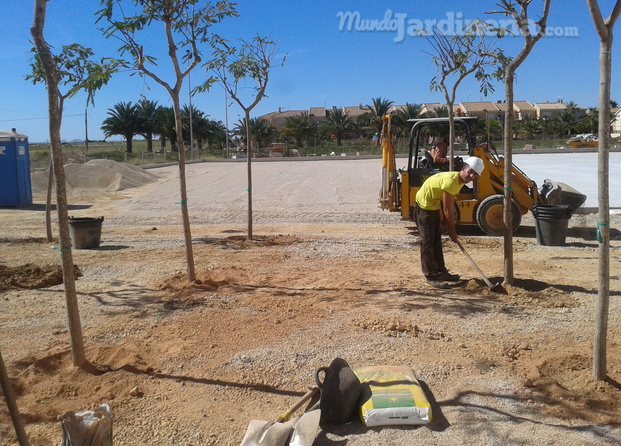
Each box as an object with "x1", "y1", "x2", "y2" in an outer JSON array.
[
  {"x1": 429, "y1": 137, "x2": 449, "y2": 167},
  {"x1": 414, "y1": 156, "x2": 485, "y2": 289}
]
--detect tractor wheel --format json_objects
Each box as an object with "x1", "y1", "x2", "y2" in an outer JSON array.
[{"x1": 476, "y1": 195, "x2": 522, "y2": 236}]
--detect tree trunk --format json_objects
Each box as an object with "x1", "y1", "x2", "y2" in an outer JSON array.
[
  {"x1": 125, "y1": 136, "x2": 133, "y2": 153},
  {"x1": 31, "y1": 0, "x2": 85, "y2": 367},
  {"x1": 172, "y1": 96, "x2": 196, "y2": 282},
  {"x1": 447, "y1": 100, "x2": 455, "y2": 172},
  {"x1": 45, "y1": 155, "x2": 54, "y2": 242},
  {"x1": 503, "y1": 72, "x2": 515, "y2": 285},
  {"x1": 245, "y1": 109, "x2": 253, "y2": 240},
  {"x1": 593, "y1": 37, "x2": 612, "y2": 381},
  {"x1": 586, "y1": 0, "x2": 620, "y2": 381},
  {"x1": 0, "y1": 350, "x2": 30, "y2": 446}
]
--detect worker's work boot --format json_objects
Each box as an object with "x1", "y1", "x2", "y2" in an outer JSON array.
[
  {"x1": 424, "y1": 279, "x2": 449, "y2": 289},
  {"x1": 437, "y1": 271, "x2": 460, "y2": 282}
]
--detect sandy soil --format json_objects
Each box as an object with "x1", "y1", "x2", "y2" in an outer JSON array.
[{"x1": 1, "y1": 158, "x2": 621, "y2": 446}]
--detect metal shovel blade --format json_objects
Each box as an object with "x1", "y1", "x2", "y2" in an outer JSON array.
[
  {"x1": 456, "y1": 240, "x2": 503, "y2": 292},
  {"x1": 240, "y1": 388, "x2": 319, "y2": 446},
  {"x1": 239, "y1": 418, "x2": 296, "y2": 446},
  {"x1": 289, "y1": 409, "x2": 321, "y2": 446}
]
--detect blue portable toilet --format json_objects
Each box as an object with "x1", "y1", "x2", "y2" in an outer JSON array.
[{"x1": 0, "y1": 129, "x2": 32, "y2": 207}]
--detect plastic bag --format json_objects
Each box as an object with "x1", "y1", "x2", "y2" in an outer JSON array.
[{"x1": 59, "y1": 404, "x2": 113, "y2": 446}]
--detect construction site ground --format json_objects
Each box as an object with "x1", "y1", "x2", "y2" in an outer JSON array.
[{"x1": 1, "y1": 158, "x2": 620, "y2": 445}]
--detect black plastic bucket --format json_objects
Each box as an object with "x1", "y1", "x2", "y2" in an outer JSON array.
[
  {"x1": 68, "y1": 216, "x2": 104, "y2": 249},
  {"x1": 532, "y1": 205, "x2": 572, "y2": 246}
]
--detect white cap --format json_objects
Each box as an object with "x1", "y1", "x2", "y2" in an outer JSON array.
[{"x1": 464, "y1": 156, "x2": 484, "y2": 175}]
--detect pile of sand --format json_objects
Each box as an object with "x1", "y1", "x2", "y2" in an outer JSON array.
[{"x1": 32, "y1": 159, "x2": 159, "y2": 193}]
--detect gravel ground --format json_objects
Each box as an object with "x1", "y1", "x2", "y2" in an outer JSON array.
[{"x1": 1, "y1": 157, "x2": 620, "y2": 446}]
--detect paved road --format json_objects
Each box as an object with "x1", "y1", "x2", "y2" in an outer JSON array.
[{"x1": 513, "y1": 152, "x2": 620, "y2": 209}]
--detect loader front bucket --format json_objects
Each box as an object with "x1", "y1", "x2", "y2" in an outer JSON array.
[{"x1": 539, "y1": 179, "x2": 587, "y2": 214}]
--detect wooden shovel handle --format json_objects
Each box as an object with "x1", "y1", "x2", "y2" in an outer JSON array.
[{"x1": 276, "y1": 387, "x2": 320, "y2": 423}]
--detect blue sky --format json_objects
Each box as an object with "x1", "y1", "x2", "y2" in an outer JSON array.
[{"x1": 1, "y1": 1, "x2": 619, "y2": 143}]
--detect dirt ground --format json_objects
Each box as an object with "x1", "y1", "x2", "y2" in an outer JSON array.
[{"x1": 1, "y1": 159, "x2": 620, "y2": 445}]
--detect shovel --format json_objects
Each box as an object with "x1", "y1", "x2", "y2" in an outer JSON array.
[
  {"x1": 289, "y1": 408, "x2": 321, "y2": 446},
  {"x1": 455, "y1": 240, "x2": 502, "y2": 292},
  {"x1": 240, "y1": 387, "x2": 319, "y2": 446}
]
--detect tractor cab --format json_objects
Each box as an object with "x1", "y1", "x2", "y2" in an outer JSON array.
[
  {"x1": 407, "y1": 116, "x2": 478, "y2": 185},
  {"x1": 399, "y1": 117, "x2": 484, "y2": 225}
]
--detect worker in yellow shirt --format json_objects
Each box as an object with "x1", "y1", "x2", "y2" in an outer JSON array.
[{"x1": 414, "y1": 156, "x2": 485, "y2": 289}]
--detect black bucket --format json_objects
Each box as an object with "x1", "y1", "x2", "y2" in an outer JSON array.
[
  {"x1": 532, "y1": 205, "x2": 571, "y2": 246},
  {"x1": 315, "y1": 358, "x2": 362, "y2": 425},
  {"x1": 68, "y1": 216, "x2": 104, "y2": 249}
]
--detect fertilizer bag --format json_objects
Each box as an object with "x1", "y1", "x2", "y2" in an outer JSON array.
[{"x1": 354, "y1": 365, "x2": 432, "y2": 427}]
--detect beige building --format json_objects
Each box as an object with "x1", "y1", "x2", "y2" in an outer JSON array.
[
  {"x1": 457, "y1": 101, "x2": 502, "y2": 120},
  {"x1": 260, "y1": 99, "x2": 582, "y2": 131},
  {"x1": 419, "y1": 103, "x2": 445, "y2": 116},
  {"x1": 533, "y1": 100, "x2": 569, "y2": 119},
  {"x1": 261, "y1": 104, "x2": 372, "y2": 131},
  {"x1": 260, "y1": 107, "x2": 312, "y2": 130},
  {"x1": 513, "y1": 101, "x2": 538, "y2": 120},
  {"x1": 341, "y1": 104, "x2": 370, "y2": 120}
]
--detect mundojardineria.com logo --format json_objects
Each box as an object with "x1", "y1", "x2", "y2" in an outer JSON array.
[{"x1": 336, "y1": 10, "x2": 579, "y2": 42}]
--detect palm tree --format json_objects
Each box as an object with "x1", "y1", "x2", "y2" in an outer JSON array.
[
  {"x1": 136, "y1": 98, "x2": 159, "y2": 152},
  {"x1": 547, "y1": 117, "x2": 571, "y2": 139},
  {"x1": 320, "y1": 108, "x2": 357, "y2": 146},
  {"x1": 203, "y1": 119, "x2": 228, "y2": 150},
  {"x1": 539, "y1": 117, "x2": 552, "y2": 139},
  {"x1": 101, "y1": 101, "x2": 141, "y2": 153},
  {"x1": 392, "y1": 103, "x2": 423, "y2": 137},
  {"x1": 233, "y1": 117, "x2": 277, "y2": 152},
  {"x1": 582, "y1": 107, "x2": 599, "y2": 135},
  {"x1": 181, "y1": 104, "x2": 205, "y2": 150},
  {"x1": 154, "y1": 106, "x2": 177, "y2": 151},
  {"x1": 186, "y1": 108, "x2": 227, "y2": 151},
  {"x1": 560, "y1": 101, "x2": 580, "y2": 134},
  {"x1": 358, "y1": 97, "x2": 395, "y2": 136},
  {"x1": 431, "y1": 106, "x2": 449, "y2": 117},
  {"x1": 517, "y1": 119, "x2": 540, "y2": 139},
  {"x1": 281, "y1": 112, "x2": 317, "y2": 148}
]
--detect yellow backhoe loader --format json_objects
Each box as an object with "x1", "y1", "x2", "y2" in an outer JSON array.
[{"x1": 379, "y1": 115, "x2": 585, "y2": 235}]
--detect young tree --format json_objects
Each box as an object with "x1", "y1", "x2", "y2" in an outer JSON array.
[
  {"x1": 97, "y1": 0, "x2": 239, "y2": 282},
  {"x1": 30, "y1": 0, "x2": 116, "y2": 367},
  {"x1": 201, "y1": 34, "x2": 284, "y2": 240},
  {"x1": 27, "y1": 44, "x2": 116, "y2": 243},
  {"x1": 425, "y1": 22, "x2": 499, "y2": 171},
  {"x1": 586, "y1": 0, "x2": 621, "y2": 381},
  {"x1": 489, "y1": 0, "x2": 550, "y2": 285}
]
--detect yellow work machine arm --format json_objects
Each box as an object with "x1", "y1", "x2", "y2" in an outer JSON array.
[{"x1": 379, "y1": 115, "x2": 401, "y2": 212}]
